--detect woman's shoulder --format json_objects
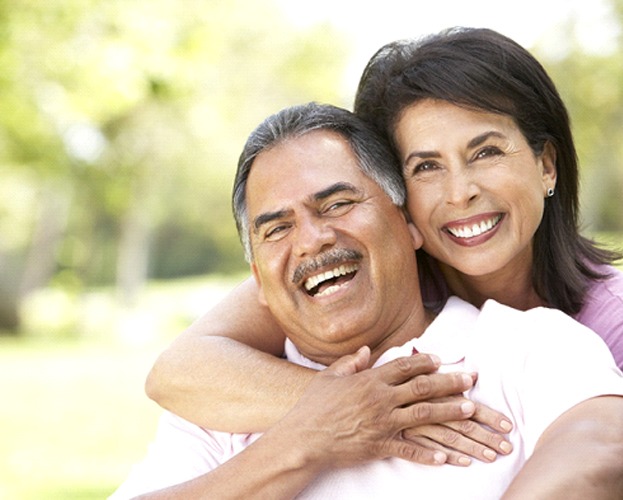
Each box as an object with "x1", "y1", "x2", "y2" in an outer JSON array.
[
  {"x1": 575, "y1": 264, "x2": 623, "y2": 368},
  {"x1": 584, "y1": 264, "x2": 623, "y2": 301}
]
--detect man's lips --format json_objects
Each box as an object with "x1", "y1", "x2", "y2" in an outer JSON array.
[
  {"x1": 291, "y1": 248, "x2": 362, "y2": 298},
  {"x1": 304, "y1": 263, "x2": 359, "y2": 297},
  {"x1": 443, "y1": 213, "x2": 503, "y2": 239}
]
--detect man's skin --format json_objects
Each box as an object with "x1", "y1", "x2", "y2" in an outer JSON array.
[
  {"x1": 139, "y1": 351, "x2": 623, "y2": 500},
  {"x1": 133, "y1": 126, "x2": 623, "y2": 499},
  {"x1": 145, "y1": 277, "x2": 512, "y2": 465}
]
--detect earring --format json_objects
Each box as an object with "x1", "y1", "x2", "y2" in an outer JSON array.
[{"x1": 547, "y1": 187, "x2": 555, "y2": 198}]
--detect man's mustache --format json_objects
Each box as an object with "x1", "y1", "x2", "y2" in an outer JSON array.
[{"x1": 292, "y1": 248, "x2": 362, "y2": 285}]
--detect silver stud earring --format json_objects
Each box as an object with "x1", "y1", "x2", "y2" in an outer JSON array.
[{"x1": 547, "y1": 187, "x2": 555, "y2": 198}]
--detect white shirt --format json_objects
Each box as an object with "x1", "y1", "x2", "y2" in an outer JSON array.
[{"x1": 111, "y1": 298, "x2": 623, "y2": 499}]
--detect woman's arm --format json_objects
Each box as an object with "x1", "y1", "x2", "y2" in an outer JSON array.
[
  {"x1": 146, "y1": 276, "x2": 512, "y2": 463},
  {"x1": 145, "y1": 277, "x2": 311, "y2": 432},
  {"x1": 135, "y1": 349, "x2": 479, "y2": 500},
  {"x1": 503, "y1": 396, "x2": 623, "y2": 499}
]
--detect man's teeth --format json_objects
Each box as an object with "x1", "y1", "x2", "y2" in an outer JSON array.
[
  {"x1": 304, "y1": 264, "x2": 358, "y2": 292},
  {"x1": 447, "y1": 215, "x2": 502, "y2": 239},
  {"x1": 315, "y1": 284, "x2": 341, "y2": 298}
]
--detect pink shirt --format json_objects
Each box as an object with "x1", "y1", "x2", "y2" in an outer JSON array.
[
  {"x1": 422, "y1": 261, "x2": 623, "y2": 369},
  {"x1": 110, "y1": 298, "x2": 623, "y2": 499},
  {"x1": 574, "y1": 265, "x2": 623, "y2": 369}
]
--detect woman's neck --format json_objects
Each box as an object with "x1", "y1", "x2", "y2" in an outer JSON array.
[{"x1": 439, "y1": 261, "x2": 546, "y2": 311}]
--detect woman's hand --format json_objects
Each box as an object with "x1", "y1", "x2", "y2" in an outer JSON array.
[
  {"x1": 402, "y1": 399, "x2": 514, "y2": 465},
  {"x1": 275, "y1": 348, "x2": 486, "y2": 467}
]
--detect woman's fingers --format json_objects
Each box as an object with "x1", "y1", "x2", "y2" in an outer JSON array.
[{"x1": 401, "y1": 402, "x2": 513, "y2": 464}]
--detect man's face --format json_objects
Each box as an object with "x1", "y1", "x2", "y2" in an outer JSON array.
[{"x1": 246, "y1": 130, "x2": 422, "y2": 364}]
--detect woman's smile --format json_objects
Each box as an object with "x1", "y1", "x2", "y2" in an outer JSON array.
[
  {"x1": 443, "y1": 213, "x2": 504, "y2": 247},
  {"x1": 395, "y1": 99, "x2": 556, "y2": 279}
]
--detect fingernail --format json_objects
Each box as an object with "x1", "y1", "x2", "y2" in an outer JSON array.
[
  {"x1": 500, "y1": 420, "x2": 512, "y2": 432},
  {"x1": 433, "y1": 451, "x2": 447, "y2": 464},
  {"x1": 428, "y1": 354, "x2": 441, "y2": 365},
  {"x1": 500, "y1": 441, "x2": 513, "y2": 453},
  {"x1": 458, "y1": 456, "x2": 472, "y2": 466},
  {"x1": 483, "y1": 449, "x2": 497, "y2": 461},
  {"x1": 461, "y1": 373, "x2": 473, "y2": 386},
  {"x1": 461, "y1": 401, "x2": 475, "y2": 414}
]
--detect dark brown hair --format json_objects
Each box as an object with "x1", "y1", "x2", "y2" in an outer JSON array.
[{"x1": 354, "y1": 27, "x2": 620, "y2": 314}]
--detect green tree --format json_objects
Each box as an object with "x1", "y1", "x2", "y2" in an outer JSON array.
[
  {"x1": 0, "y1": 0, "x2": 349, "y2": 332},
  {"x1": 537, "y1": 0, "x2": 623, "y2": 232}
]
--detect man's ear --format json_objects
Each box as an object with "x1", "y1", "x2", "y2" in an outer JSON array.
[
  {"x1": 407, "y1": 222, "x2": 424, "y2": 250},
  {"x1": 541, "y1": 141, "x2": 557, "y2": 190},
  {"x1": 251, "y1": 262, "x2": 268, "y2": 306}
]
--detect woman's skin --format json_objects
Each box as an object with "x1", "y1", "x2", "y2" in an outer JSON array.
[
  {"x1": 395, "y1": 99, "x2": 557, "y2": 311},
  {"x1": 147, "y1": 100, "x2": 556, "y2": 464},
  {"x1": 147, "y1": 277, "x2": 512, "y2": 466},
  {"x1": 145, "y1": 99, "x2": 558, "y2": 466}
]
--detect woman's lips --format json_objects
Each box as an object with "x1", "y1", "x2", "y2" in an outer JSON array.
[{"x1": 443, "y1": 213, "x2": 504, "y2": 247}]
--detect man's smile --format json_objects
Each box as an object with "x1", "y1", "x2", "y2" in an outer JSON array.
[{"x1": 304, "y1": 263, "x2": 359, "y2": 297}]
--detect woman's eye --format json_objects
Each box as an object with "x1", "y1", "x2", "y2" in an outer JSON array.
[
  {"x1": 412, "y1": 160, "x2": 437, "y2": 175},
  {"x1": 475, "y1": 146, "x2": 502, "y2": 160}
]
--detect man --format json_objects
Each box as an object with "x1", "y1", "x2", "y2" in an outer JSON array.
[{"x1": 111, "y1": 103, "x2": 623, "y2": 499}]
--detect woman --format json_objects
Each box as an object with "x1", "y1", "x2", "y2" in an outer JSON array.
[
  {"x1": 353, "y1": 27, "x2": 623, "y2": 327},
  {"x1": 145, "y1": 27, "x2": 623, "y2": 461}
]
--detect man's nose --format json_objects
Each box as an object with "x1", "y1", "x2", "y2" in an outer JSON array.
[{"x1": 292, "y1": 215, "x2": 337, "y2": 257}]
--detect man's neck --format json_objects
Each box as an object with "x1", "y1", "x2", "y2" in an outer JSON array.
[
  {"x1": 366, "y1": 306, "x2": 437, "y2": 365},
  {"x1": 292, "y1": 303, "x2": 437, "y2": 367}
]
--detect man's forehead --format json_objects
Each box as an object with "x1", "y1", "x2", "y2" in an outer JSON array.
[{"x1": 246, "y1": 131, "x2": 369, "y2": 200}]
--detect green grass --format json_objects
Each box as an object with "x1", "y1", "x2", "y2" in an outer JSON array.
[
  {"x1": 2, "y1": 234, "x2": 621, "y2": 499},
  {"x1": 0, "y1": 337, "x2": 165, "y2": 499},
  {"x1": 0, "y1": 275, "x2": 241, "y2": 499}
]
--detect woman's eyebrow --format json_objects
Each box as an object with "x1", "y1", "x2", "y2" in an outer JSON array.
[
  {"x1": 403, "y1": 130, "x2": 508, "y2": 166},
  {"x1": 467, "y1": 130, "x2": 506, "y2": 149},
  {"x1": 403, "y1": 150, "x2": 441, "y2": 166}
]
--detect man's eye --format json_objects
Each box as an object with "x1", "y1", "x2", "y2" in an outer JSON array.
[
  {"x1": 328, "y1": 200, "x2": 352, "y2": 210},
  {"x1": 264, "y1": 224, "x2": 289, "y2": 240},
  {"x1": 324, "y1": 200, "x2": 355, "y2": 215}
]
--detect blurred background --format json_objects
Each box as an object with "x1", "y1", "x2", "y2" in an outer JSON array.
[{"x1": 1, "y1": 0, "x2": 622, "y2": 498}]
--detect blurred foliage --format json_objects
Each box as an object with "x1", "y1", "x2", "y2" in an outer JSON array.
[
  {"x1": 1, "y1": 0, "x2": 623, "y2": 333},
  {"x1": 534, "y1": 0, "x2": 623, "y2": 232},
  {"x1": 0, "y1": 0, "x2": 350, "y2": 331},
  {"x1": 0, "y1": 274, "x2": 240, "y2": 498}
]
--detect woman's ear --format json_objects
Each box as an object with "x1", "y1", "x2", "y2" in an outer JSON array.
[
  {"x1": 251, "y1": 263, "x2": 268, "y2": 306},
  {"x1": 407, "y1": 222, "x2": 424, "y2": 250},
  {"x1": 541, "y1": 141, "x2": 557, "y2": 190}
]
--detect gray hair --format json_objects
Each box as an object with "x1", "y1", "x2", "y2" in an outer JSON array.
[{"x1": 233, "y1": 102, "x2": 405, "y2": 261}]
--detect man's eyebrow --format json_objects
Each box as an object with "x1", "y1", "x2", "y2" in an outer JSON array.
[
  {"x1": 253, "y1": 209, "x2": 291, "y2": 233},
  {"x1": 313, "y1": 182, "x2": 362, "y2": 201},
  {"x1": 251, "y1": 182, "x2": 361, "y2": 234}
]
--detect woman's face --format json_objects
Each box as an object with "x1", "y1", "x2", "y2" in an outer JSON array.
[{"x1": 394, "y1": 99, "x2": 557, "y2": 279}]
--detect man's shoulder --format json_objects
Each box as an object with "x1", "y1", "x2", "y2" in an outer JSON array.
[{"x1": 477, "y1": 299, "x2": 591, "y2": 344}]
